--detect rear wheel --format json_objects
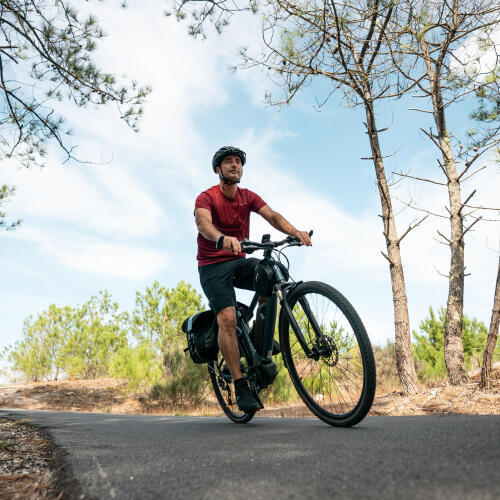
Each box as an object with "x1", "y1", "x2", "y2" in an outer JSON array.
[
  {"x1": 208, "y1": 351, "x2": 256, "y2": 424},
  {"x1": 279, "y1": 281, "x2": 376, "y2": 427}
]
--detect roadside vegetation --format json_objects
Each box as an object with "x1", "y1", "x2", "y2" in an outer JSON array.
[
  {"x1": 2, "y1": 281, "x2": 212, "y2": 407},
  {"x1": 2, "y1": 282, "x2": 498, "y2": 412}
]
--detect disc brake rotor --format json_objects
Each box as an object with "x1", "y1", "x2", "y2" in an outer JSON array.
[{"x1": 311, "y1": 335, "x2": 339, "y2": 367}]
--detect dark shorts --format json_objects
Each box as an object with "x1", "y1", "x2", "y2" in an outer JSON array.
[{"x1": 198, "y1": 257, "x2": 260, "y2": 315}]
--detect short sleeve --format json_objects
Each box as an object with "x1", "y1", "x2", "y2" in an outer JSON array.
[
  {"x1": 195, "y1": 191, "x2": 213, "y2": 212},
  {"x1": 249, "y1": 190, "x2": 267, "y2": 213}
]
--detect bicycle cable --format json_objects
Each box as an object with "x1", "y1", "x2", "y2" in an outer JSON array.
[{"x1": 272, "y1": 247, "x2": 295, "y2": 283}]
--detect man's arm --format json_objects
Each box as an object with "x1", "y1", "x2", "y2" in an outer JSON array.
[
  {"x1": 258, "y1": 205, "x2": 312, "y2": 246},
  {"x1": 194, "y1": 208, "x2": 242, "y2": 254}
]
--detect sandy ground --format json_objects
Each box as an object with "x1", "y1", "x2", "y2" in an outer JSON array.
[{"x1": 1, "y1": 374, "x2": 499, "y2": 417}]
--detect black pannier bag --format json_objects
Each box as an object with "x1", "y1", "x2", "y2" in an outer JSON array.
[
  {"x1": 182, "y1": 310, "x2": 218, "y2": 364},
  {"x1": 254, "y1": 261, "x2": 290, "y2": 296}
]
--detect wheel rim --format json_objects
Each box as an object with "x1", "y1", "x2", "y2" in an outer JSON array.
[{"x1": 285, "y1": 291, "x2": 366, "y2": 418}]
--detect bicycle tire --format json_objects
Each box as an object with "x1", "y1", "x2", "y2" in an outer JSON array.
[
  {"x1": 279, "y1": 281, "x2": 376, "y2": 427},
  {"x1": 208, "y1": 351, "x2": 256, "y2": 424}
]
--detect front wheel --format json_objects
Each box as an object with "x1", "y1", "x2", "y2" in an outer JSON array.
[
  {"x1": 279, "y1": 281, "x2": 376, "y2": 427},
  {"x1": 208, "y1": 351, "x2": 256, "y2": 424}
]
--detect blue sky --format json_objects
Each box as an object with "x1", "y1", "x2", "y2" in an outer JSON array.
[{"x1": 1, "y1": 1, "x2": 499, "y2": 379}]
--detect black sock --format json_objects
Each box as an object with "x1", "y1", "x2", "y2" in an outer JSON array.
[{"x1": 234, "y1": 378, "x2": 246, "y2": 387}]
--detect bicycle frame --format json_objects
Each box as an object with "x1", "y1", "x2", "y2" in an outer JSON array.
[{"x1": 237, "y1": 249, "x2": 321, "y2": 368}]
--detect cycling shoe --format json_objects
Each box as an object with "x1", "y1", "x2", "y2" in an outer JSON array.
[{"x1": 234, "y1": 379, "x2": 259, "y2": 413}]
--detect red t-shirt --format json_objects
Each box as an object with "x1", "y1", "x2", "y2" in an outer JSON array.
[{"x1": 195, "y1": 185, "x2": 267, "y2": 266}]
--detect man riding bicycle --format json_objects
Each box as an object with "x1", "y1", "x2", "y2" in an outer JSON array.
[{"x1": 194, "y1": 146, "x2": 311, "y2": 413}]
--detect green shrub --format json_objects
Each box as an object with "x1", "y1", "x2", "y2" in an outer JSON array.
[
  {"x1": 4, "y1": 281, "x2": 205, "y2": 386},
  {"x1": 6, "y1": 316, "x2": 52, "y2": 382},
  {"x1": 150, "y1": 350, "x2": 210, "y2": 406},
  {"x1": 109, "y1": 341, "x2": 163, "y2": 391},
  {"x1": 412, "y1": 306, "x2": 493, "y2": 384}
]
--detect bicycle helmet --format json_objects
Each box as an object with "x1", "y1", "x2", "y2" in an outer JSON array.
[{"x1": 212, "y1": 146, "x2": 246, "y2": 173}]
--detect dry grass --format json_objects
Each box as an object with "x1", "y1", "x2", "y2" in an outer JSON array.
[
  {"x1": 0, "y1": 378, "x2": 142, "y2": 414},
  {"x1": 1, "y1": 365, "x2": 499, "y2": 418},
  {"x1": 371, "y1": 381, "x2": 500, "y2": 416}
]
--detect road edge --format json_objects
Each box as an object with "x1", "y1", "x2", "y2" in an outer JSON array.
[{"x1": 0, "y1": 410, "x2": 88, "y2": 499}]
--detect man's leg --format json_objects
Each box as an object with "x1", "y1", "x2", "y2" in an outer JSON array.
[
  {"x1": 217, "y1": 305, "x2": 259, "y2": 412},
  {"x1": 199, "y1": 261, "x2": 243, "y2": 379},
  {"x1": 216, "y1": 306, "x2": 242, "y2": 380},
  {"x1": 198, "y1": 258, "x2": 259, "y2": 411}
]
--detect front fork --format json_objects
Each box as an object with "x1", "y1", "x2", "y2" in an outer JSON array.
[{"x1": 277, "y1": 286, "x2": 324, "y2": 360}]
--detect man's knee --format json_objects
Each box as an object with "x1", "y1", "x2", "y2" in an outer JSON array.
[{"x1": 217, "y1": 306, "x2": 236, "y2": 331}]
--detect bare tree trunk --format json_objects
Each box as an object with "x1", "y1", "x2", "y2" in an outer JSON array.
[
  {"x1": 365, "y1": 98, "x2": 419, "y2": 395},
  {"x1": 421, "y1": 34, "x2": 467, "y2": 385},
  {"x1": 480, "y1": 257, "x2": 500, "y2": 390},
  {"x1": 442, "y1": 135, "x2": 467, "y2": 384}
]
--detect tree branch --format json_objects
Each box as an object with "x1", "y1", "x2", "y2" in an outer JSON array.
[
  {"x1": 459, "y1": 165, "x2": 487, "y2": 183},
  {"x1": 458, "y1": 189, "x2": 477, "y2": 215},
  {"x1": 397, "y1": 215, "x2": 429, "y2": 245},
  {"x1": 437, "y1": 229, "x2": 451, "y2": 244},
  {"x1": 461, "y1": 216, "x2": 482, "y2": 241},
  {"x1": 381, "y1": 250, "x2": 396, "y2": 266},
  {"x1": 392, "y1": 170, "x2": 446, "y2": 186}
]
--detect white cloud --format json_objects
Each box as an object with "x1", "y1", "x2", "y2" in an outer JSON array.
[
  {"x1": 6, "y1": 226, "x2": 167, "y2": 279},
  {"x1": 2, "y1": 0, "x2": 266, "y2": 284},
  {"x1": 50, "y1": 240, "x2": 167, "y2": 279},
  {"x1": 4, "y1": 159, "x2": 165, "y2": 239}
]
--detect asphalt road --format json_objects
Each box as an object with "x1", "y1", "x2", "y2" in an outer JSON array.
[{"x1": 1, "y1": 410, "x2": 499, "y2": 500}]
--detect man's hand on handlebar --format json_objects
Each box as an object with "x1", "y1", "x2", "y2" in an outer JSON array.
[
  {"x1": 222, "y1": 236, "x2": 242, "y2": 254},
  {"x1": 292, "y1": 230, "x2": 312, "y2": 247}
]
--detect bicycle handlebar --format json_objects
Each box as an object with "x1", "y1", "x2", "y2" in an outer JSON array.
[{"x1": 240, "y1": 230, "x2": 313, "y2": 254}]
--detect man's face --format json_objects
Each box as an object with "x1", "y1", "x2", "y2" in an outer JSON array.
[{"x1": 218, "y1": 155, "x2": 243, "y2": 182}]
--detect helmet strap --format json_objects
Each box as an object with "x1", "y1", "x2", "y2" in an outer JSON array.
[{"x1": 217, "y1": 168, "x2": 241, "y2": 185}]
